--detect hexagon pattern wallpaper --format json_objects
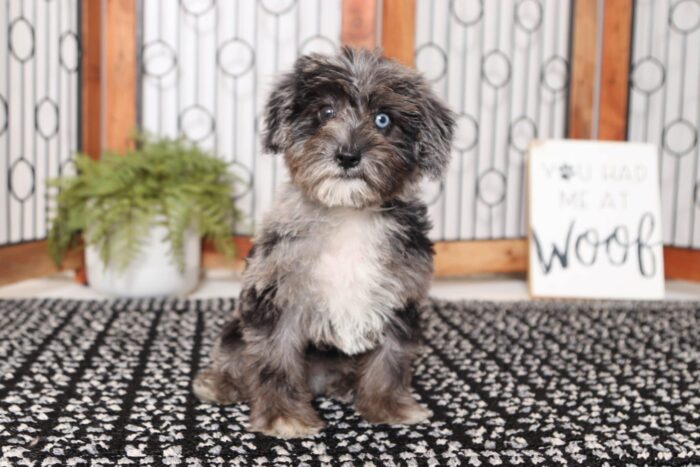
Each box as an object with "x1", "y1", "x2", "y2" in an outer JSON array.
[
  {"x1": 414, "y1": 0, "x2": 572, "y2": 240},
  {"x1": 627, "y1": 0, "x2": 700, "y2": 248},
  {"x1": 139, "y1": 0, "x2": 344, "y2": 237},
  {"x1": 139, "y1": 0, "x2": 574, "y2": 241},
  {"x1": 1, "y1": 0, "x2": 81, "y2": 246}
]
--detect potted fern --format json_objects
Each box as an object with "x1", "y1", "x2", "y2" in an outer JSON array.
[{"x1": 48, "y1": 136, "x2": 239, "y2": 297}]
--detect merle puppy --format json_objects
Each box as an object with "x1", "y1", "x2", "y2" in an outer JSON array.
[{"x1": 193, "y1": 47, "x2": 455, "y2": 438}]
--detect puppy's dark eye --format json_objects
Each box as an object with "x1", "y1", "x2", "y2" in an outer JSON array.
[
  {"x1": 319, "y1": 105, "x2": 336, "y2": 121},
  {"x1": 374, "y1": 113, "x2": 391, "y2": 130}
]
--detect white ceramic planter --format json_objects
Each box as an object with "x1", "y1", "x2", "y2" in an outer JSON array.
[{"x1": 85, "y1": 223, "x2": 201, "y2": 298}]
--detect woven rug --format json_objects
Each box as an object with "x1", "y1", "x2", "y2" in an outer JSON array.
[{"x1": 1, "y1": 298, "x2": 699, "y2": 466}]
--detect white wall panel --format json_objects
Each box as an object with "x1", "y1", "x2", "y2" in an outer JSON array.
[
  {"x1": 140, "y1": 0, "x2": 342, "y2": 235},
  {"x1": 415, "y1": 0, "x2": 573, "y2": 240},
  {"x1": 628, "y1": 0, "x2": 700, "y2": 248},
  {"x1": 0, "y1": 0, "x2": 80, "y2": 245}
]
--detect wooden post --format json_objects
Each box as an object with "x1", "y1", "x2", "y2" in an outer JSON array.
[
  {"x1": 341, "y1": 0, "x2": 377, "y2": 48},
  {"x1": 70, "y1": 0, "x2": 137, "y2": 285},
  {"x1": 103, "y1": 0, "x2": 137, "y2": 152},
  {"x1": 72, "y1": 0, "x2": 106, "y2": 284},
  {"x1": 381, "y1": 0, "x2": 415, "y2": 67},
  {"x1": 568, "y1": 0, "x2": 598, "y2": 139},
  {"x1": 81, "y1": 0, "x2": 102, "y2": 159},
  {"x1": 598, "y1": 0, "x2": 633, "y2": 141}
]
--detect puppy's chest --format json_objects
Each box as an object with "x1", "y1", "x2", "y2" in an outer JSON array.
[{"x1": 307, "y1": 210, "x2": 399, "y2": 354}]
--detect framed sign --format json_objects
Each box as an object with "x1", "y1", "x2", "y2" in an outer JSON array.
[{"x1": 527, "y1": 140, "x2": 665, "y2": 300}]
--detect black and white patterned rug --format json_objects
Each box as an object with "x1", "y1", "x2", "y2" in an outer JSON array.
[{"x1": 1, "y1": 298, "x2": 700, "y2": 466}]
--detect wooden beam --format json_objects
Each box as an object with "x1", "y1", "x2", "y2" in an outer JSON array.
[
  {"x1": 6, "y1": 240, "x2": 697, "y2": 285},
  {"x1": 75, "y1": 0, "x2": 104, "y2": 285},
  {"x1": 0, "y1": 235, "x2": 252, "y2": 288},
  {"x1": 0, "y1": 235, "x2": 253, "y2": 288},
  {"x1": 341, "y1": 0, "x2": 377, "y2": 49},
  {"x1": 381, "y1": 0, "x2": 415, "y2": 67},
  {"x1": 431, "y1": 241, "x2": 700, "y2": 284},
  {"x1": 598, "y1": 0, "x2": 633, "y2": 141},
  {"x1": 664, "y1": 247, "x2": 700, "y2": 283},
  {"x1": 81, "y1": 0, "x2": 102, "y2": 159},
  {"x1": 191, "y1": 237, "x2": 700, "y2": 286},
  {"x1": 198, "y1": 238, "x2": 529, "y2": 278},
  {"x1": 103, "y1": 0, "x2": 137, "y2": 152},
  {"x1": 433, "y1": 240, "x2": 528, "y2": 277},
  {"x1": 568, "y1": 0, "x2": 598, "y2": 139},
  {"x1": 0, "y1": 241, "x2": 82, "y2": 287},
  {"x1": 201, "y1": 236, "x2": 253, "y2": 271},
  {"x1": 73, "y1": 0, "x2": 137, "y2": 284}
]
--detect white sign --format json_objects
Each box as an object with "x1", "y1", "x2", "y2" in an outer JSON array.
[{"x1": 527, "y1": 140, "x2": 665, "y2": 300}]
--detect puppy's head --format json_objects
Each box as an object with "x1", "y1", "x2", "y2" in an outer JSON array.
[{"x1": 262, "y1": 47, "x2": 455, "y2": 208}]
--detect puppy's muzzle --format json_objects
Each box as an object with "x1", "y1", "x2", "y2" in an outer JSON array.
[{"x1": 335, "y1": 150, "x2": 361, "y2": 170}]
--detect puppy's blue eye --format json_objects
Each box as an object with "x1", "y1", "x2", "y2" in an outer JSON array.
[
  {"x1": 374, "y1": 113, "x2": 391, "y2": 129},
  {"x1": 320, "y1": 105, "x2": 335, "y2": 121}
]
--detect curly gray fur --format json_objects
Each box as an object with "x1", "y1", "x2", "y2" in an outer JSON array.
[{"x1": 193, "y1": 47, "x2": 455, "y2": 438}]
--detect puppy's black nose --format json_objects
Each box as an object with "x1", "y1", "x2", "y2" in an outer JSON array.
[{"x1": 335, "y1": 151, "x2": 361, "y2": 169}]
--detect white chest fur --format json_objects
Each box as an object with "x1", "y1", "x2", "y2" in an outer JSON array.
[{"x1": 309, "y1": 209, "x2": 400, "y2": 354}]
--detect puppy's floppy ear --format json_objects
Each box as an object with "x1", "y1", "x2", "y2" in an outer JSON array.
[
  {"x1": 261, "y1": 53, "x2": 338, "y2": 153},
  {"x1": 415, "y1": 89, "x2": 456, "y2": 180},
  {"x1": 261, "y1": 70, "x2": 296, "y2": 154}
]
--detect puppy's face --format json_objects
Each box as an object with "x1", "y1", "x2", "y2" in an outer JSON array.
[{"x1": 262, "y1": 47, "x2": 455, "y2": 208}]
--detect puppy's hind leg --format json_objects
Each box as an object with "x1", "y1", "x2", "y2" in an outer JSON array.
[{"x1": 193, "y1": 318, "x2": 248, "y2": 405}]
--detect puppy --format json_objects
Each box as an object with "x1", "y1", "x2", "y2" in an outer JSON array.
[{"x1": 193, "y1": 47, "x2": 455, "y2": 439}]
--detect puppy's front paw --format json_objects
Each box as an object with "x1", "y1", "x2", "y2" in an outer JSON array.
[
  {"x1": 192, "y1": 368, "x2": 240, "y2": 405},
  {"x1": 358, "y1": 396, "x2": 432, "y2": 426},
  {"x1": 252, "y1": 415, "x2": 324, "y2": 439},
  {"x1": 394, "y1": 402, "x2": 432, "y2": 425}
]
